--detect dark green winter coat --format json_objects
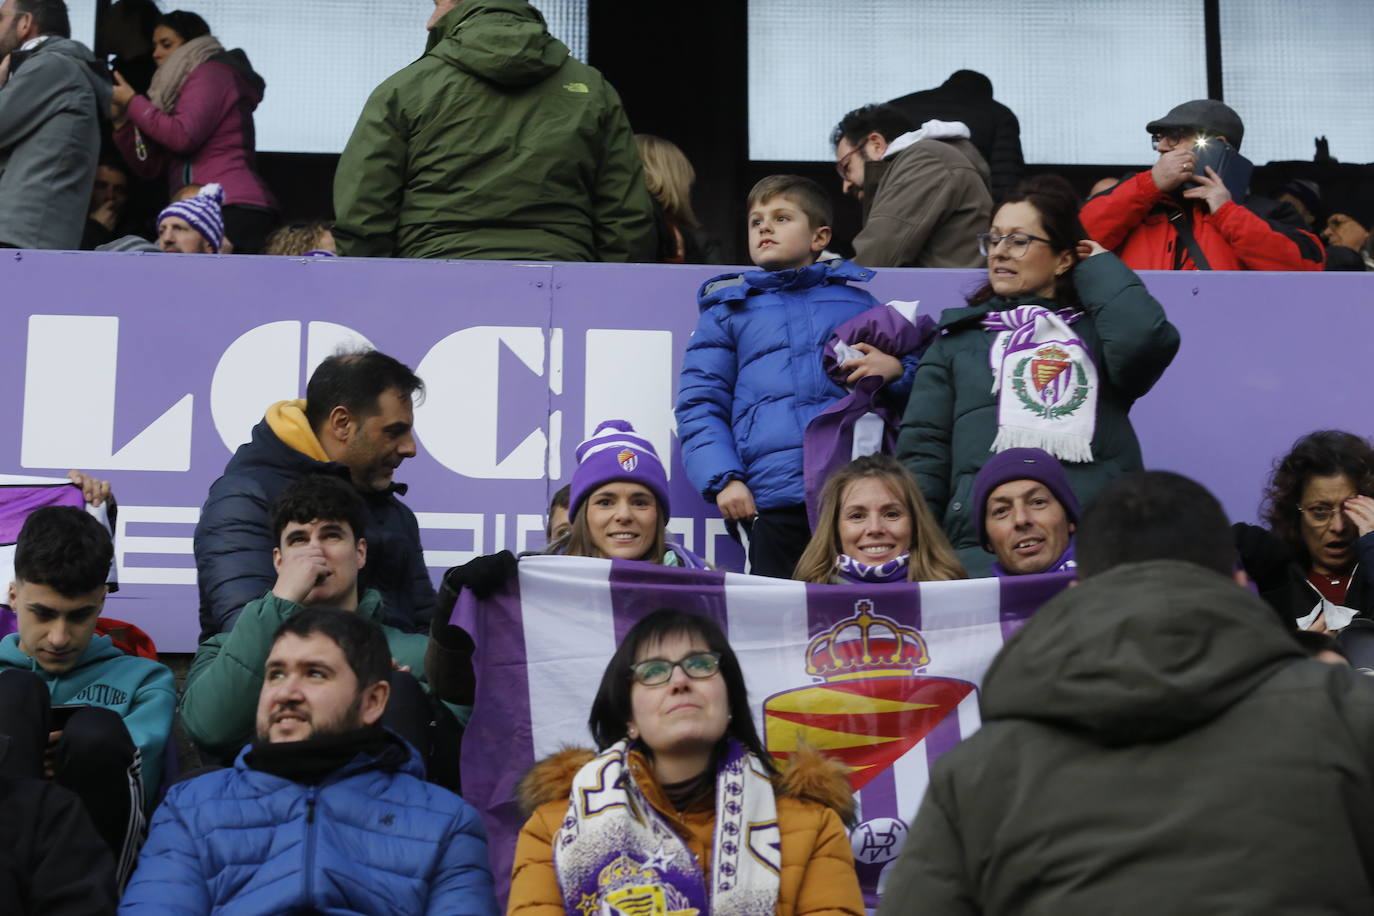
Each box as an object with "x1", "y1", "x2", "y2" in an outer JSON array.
[
  {"x1": 880, "y1": 560, "x2": 1374, "y2": 915},
  {"x1": 897, "y1": 253, "x2": 1179, "y2": 573},
  {"x1": 333, "y1": 0, "x2": 655, "y2": 262}
]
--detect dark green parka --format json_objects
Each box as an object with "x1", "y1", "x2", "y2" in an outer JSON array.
[
  {"x1": 334, "y1": 0, "x2": 655, "y2": 262},
  {"x1": 897, "y1": 253, "x2": 1179, "y2": 573},
  {"x1": 880, "y1": 560, "x2": 1374, "y2": 915}
]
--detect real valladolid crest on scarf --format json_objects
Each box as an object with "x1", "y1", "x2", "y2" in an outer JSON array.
[{"x1": 554, "y1": 738, "x2": 781, "y2": 915}]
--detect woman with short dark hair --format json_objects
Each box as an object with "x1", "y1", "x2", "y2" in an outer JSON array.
[{"x1": 508, "y1": 608, "x2": 864, "y2": 915}]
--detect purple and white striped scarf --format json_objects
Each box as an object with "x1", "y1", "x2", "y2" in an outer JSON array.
[
  {"x1": 982, "y1": 304, "x2": 1098, "y2": 463},
  {"x1": 555, "y1": 737, "x2": 779, "y2": 915}
]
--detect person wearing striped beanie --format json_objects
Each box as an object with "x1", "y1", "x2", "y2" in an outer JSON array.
[
  {"x1": 560, "y1": 420, "x2": 704, "y2": 567},
  {"x1": 156, "y1": 182, "x2": 224, "y2": 253}
]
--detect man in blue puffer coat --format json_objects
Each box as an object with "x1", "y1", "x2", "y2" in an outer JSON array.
[
  {"x1": 119, "y1": 609, "x2": 497, "y2": 915},
  {"x1": 675, "y1": 175, "x2": 916, "y2": 578}
]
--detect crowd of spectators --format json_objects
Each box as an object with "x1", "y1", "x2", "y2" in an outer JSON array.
[
  {"x1": 2, "y1": 0, "x2": 1374, "y2": 912},
  {"x1": 2, "y1": 0, "x2": 1370, "y2": 267}
]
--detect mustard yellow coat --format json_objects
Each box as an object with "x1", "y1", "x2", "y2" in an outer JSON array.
[{"x1": 508, "y1": 746, "x2": 865, "y2": 916}]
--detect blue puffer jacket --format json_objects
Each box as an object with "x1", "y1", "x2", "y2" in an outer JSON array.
[
  {"x1": 193, "y1": 406, "x2": 436, "y2": 641},
  {"x1": 119, "y1": 733, "x2": 498, "y2": 915},
  {"x1": 675, "y1": 259, "x2": 915, "y2": 510}
]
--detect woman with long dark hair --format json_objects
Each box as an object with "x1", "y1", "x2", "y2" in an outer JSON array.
[
  {"x1": 508, "y1": 609, "x2": 863, "y2": 915},
  {"x1": 109, "y1": 10, "x2": 278, "y2": 252},
  {"x1": 897, "y1": 175, "x2": 1180, "y2": 574}
]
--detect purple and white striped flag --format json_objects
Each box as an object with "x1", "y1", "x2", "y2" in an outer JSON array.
[{"x1": 456, "y1": 556, "x2": 1071, "y2": 906}]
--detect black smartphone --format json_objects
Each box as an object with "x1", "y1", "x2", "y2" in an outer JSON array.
[
  {"x1": 1188, "y1": 139, "x2": 1253, "y2": 204},
  {"x1": 49, "y1": 704, "x2": 87, "y2": 730}
]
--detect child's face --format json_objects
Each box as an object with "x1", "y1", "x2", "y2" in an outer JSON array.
[{"x1": 747, "y1": 195, "x2": 830, "y2": 270}]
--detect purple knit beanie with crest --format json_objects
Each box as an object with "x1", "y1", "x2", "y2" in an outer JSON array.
[{"x1": 569, "y1": 420, "x2": 670, "y2": 519}]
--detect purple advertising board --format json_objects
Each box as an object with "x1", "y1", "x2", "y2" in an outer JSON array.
[{"x1": 0, "y1": 248, "x2": 1370, "y2": 650}]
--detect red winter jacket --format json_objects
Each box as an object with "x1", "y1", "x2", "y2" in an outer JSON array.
[{"x1": 1081, "y1": 171, "x2": 1323, "y2": 271}]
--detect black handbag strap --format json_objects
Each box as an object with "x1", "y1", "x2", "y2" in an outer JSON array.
[{"x1": 1168, "y1": 208, "x2": 1212, "y2": 270}]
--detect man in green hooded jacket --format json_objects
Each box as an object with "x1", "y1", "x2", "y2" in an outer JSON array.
[
  {"x1": 334, "y1": 0, "x2": 655, "y2": 262},
  {"x1": 880, "y1": 471, "x2": 1374, "y2": 915}
]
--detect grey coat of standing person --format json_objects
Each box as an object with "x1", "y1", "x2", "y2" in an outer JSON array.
[{"x1": 0, "y1": 0, "x2": 109, "y2": 250}]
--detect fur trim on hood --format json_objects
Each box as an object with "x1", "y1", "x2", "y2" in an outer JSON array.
[{"x1": 516, "y1": 744, "x2": 856, "y2": 825}]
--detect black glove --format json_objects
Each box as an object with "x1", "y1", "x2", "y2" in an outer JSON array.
[{"x1": 441, "y1": 550, "x2": 518, "y2": 601}]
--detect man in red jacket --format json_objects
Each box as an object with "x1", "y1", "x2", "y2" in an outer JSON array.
[{"x1": 1080, "y1": 100, "x2": 1323, "y2": 271}]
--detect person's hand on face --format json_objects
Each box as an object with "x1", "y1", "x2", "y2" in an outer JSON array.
[
  {"x1": 841, "y1": 343, "x2": 903, "y2": 386},
  {"x1": 716, "y1": 479, "x2": 756, "y2": 521},
  {"x1": 1344, "y1": 495, "x2": 1374, "y2": 538},
  {"x1": 91, "y1": 200, "x2": 119, "y2": 230},
  {"x1": 1181, "y1": 166, "x2": 1233, "y2": 213},
  {"x1": 272, "y1": 547, "x2": 330, "y2": 604},
  {"x1": 1151, "y1": 146, "x2": 1196, "y2": 193},
  {"x1": 0, "y1": 54, "x2": 11, "y2": 90}
]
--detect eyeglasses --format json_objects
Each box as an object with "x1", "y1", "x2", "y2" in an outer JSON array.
[
  {"x1": 835, "y1": 145, "x2": 863, "y2": 179},
  {"x1": 1298, "y1": 502, "x2": 1353, "y2": 527},
  {"x1": 1150, "y1": 128, "x2": 1192, "y2": 150},
  {"x1": 629, "y1": 652, "x2": 722, "y2": 686},
  {"x1": 977, "y1": 232, "x2": 1053, "y2": 258}
]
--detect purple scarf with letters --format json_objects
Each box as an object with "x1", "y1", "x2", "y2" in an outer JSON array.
[{"x1": 835, "y1": 553, "x2": 911, "y2": 584}]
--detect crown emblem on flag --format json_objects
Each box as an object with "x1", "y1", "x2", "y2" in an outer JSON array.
[
  {"x1": 805, "y1": 600, "x2": 929, "y2": 681},
  {"x1": 617, "y1": 449, "x2": 638, "y2": 472}
]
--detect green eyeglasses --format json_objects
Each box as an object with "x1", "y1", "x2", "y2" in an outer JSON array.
[{"x1": 629, "y1": 652, "x2": 722, "y2": 686}]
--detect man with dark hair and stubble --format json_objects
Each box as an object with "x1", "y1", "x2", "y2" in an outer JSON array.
[
  {"x1": 121, "y1": 608, "x2": 497, "y2": 914},
  {"x1": 831, "y1": 101, "x2": 992, "y2": 269},
  {"x1": 879, "y1": 470, "x2": 1374, "y2": 915},
  {"x1": 194, "y1": 348, "x2": 436, "y2": 640},
  {"x1": 0, "y1": 507, "x2": 175, "y2": 894},
  {"x1": 0, "y1": 0, "x2": 111, "y2": 250}
]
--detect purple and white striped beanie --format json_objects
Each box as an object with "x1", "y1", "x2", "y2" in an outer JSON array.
[
  {"x1": 569, "y1": 420, "x2": 670, "y2": 518},
  {"x1": 157, "y1": 183, "x2": 225, "y2": 253}
]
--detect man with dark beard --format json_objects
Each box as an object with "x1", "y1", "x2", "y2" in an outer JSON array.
[{"x1": 121, "y1": 609, "x2": 497, "y2": 914}]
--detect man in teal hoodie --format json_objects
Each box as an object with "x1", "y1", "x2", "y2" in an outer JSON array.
[{"x1": 0, "y1": 506, "x2": 175, "y2": 890}]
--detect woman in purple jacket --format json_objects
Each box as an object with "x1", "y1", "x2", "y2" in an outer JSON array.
[{"x1": 110, "y1": 11, "x2": 278, "y2": 253}]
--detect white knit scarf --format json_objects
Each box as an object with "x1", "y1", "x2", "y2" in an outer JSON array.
[
  {"x1": 983, "y1": 304, "x2": 1098, "y2": 463},
  {"x1": 554, "y1": 739, "x2": 781, "y2": 915},
  {"x1": 147, "y1": 35, "x2": 224, "y2": 113}
]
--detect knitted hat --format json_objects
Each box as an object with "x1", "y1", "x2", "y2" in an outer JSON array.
[
  {"x1": 1145, "y1": 100, "x2": 1244, "y2": 150},
  {"x1": 157, "y1": 183, "x2": 225, "y2": 252},
  {"x1": 972, "y1": 448, "x2": 1080, "y2": 550},
  {"x1": 569, "y1": 420, "x2": 670, "y2": 519}
]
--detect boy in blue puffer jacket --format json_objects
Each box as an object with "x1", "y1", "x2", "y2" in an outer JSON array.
[{"x1": 675, "y1": 175, "x2": 917, "y2": 577}]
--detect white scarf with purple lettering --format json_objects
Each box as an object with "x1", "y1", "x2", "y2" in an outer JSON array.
[{"x1": 982, "y1": 304, "x2": 1097, "y2": 463}]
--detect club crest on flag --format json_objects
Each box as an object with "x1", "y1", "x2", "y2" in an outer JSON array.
[
  {"x1": 763, "y1": 599, "x2": 975, "y2": 792},
  {"x1": 618, "y1": 449, "x2": 639, "y2": 472}
]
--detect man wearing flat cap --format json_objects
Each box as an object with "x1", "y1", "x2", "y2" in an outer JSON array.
[{"x1": 1080, "y1": 99, "x2": 1323, "y2": 271}]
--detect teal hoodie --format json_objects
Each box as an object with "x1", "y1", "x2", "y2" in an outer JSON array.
[{"x1": 0, "y1": 634, "x2": 176, "y2": 798}]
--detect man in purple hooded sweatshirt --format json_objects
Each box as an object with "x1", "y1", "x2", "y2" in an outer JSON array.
[{"x1": 972, "y1": 447, "x2": 1079, "y2": 576}]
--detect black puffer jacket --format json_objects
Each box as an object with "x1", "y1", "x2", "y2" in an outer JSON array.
[
  {"x1": 880, "y1": 560, "x2": 1374, "y2": 915},
  {"x1": 192, "y1": 410, "x2": 435, "y2": 640}
]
